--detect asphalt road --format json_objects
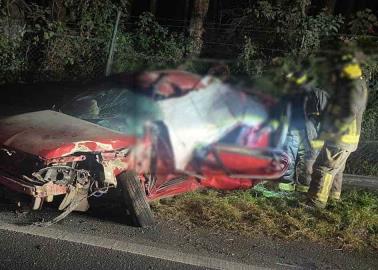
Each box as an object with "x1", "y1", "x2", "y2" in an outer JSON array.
[
  {"x1": 0, "y1": 230, "x2": 208, "y2": 270},
  {"x1": 0, "y1": 191, "x2": 377, "y2": 270}
]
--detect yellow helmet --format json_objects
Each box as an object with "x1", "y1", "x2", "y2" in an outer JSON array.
[{"x1": 286, "y1": 71, "x2": 308, "y2": 85}]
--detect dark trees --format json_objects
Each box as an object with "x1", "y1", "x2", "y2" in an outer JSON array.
[{"x1": 188, "y1": 0, "x2": 209, "y2": 56}]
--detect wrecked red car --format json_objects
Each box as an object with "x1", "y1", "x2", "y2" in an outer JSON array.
[{"x1": 0, "y1": 70, "x2": 289, "y2": 227}]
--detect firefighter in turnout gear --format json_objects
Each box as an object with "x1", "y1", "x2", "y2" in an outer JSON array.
[
  {"x1": 307, "y1": 53, "x2": 368, "y2": 208},
  {"x1": 277, "y1": 70, "x2": 328, "y2": 193},
  {"x1": 295, "y1": 87, "x2": 328, "y2": 192},
  {"x1": 278, "y1": 71, "x2": 309, "y2": 192}
]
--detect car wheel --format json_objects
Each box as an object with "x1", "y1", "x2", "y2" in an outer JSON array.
[{"x1": 117, "y1": 171, "x2": 155, "y2": 227}]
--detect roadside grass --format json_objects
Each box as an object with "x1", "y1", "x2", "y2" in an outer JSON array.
[{"x1": 152, "y1": 187, "x2": 378, "y2": 251}]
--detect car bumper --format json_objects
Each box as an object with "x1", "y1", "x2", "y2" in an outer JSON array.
[{"x1": 0, "y1": 171, "x2": 68, "y2": 198}]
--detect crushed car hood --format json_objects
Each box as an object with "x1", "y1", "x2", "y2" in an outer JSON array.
[{"x1": 0, "y1": 110, "x2": 136, "y2": 159}]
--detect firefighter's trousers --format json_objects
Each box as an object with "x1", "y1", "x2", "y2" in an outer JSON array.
[
  {"x1": 282, "y1": 129, "x2": 303, "y2": 182},
  {"x1": 308, "y1": 144, "x2": 351, "y2": 206},
  {"x1": 282, "y1": 128, "x2": 319, "y2": 191},
  {"x1": 296, "y1": 141, "x2": 319, "y2": 191}
]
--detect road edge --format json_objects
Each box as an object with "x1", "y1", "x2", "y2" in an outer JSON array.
[{"x1": 0, "y1": 221, "x2": 268, "y2": 270}]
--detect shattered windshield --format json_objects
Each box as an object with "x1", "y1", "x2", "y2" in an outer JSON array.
[{"x1": 61, "y1": 88, "x2": 162, "y2": 136}]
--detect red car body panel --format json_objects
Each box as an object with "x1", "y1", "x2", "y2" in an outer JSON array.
[
  {"x1": 0, "y1": 110, "x2": 136, "y2": 160},
  {"x1": 146, "y1": 174, "x2": 203, "y2": 201}
]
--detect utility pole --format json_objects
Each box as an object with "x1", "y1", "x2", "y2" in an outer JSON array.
[{"x1": 105, "y1": 10, "x2": 121, "y2": 76}]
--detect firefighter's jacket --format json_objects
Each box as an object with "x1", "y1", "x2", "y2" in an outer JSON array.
[
  {"x1": 304, "y1": 87, "x2": 329, "y2": 142},
  {"x1": 319, "y1": 69, "x2": 368, "y2": 152},
  {"x1": 270, "y1": 85, "x2": 328, "y2": 144}
]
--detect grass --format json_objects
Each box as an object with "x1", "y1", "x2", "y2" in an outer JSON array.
[{"x1": 152, "y1": 187, "x2": 378, "y2": 251}]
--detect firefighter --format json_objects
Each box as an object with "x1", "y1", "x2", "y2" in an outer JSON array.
[
  {"x1": 295, "y1": 87, "x2": 329, "y2": 192},
  {"x1": 278, "y1": 71, "x2": 328, "y2": 193},
  {"x1": 277, "y1": 71, "x2": 309, "y2": 192},
  {"x1": 306, "y1": 52, "x2": 368, "y2": 208}
]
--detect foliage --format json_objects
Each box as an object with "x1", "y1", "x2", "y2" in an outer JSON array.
[
  {"x1": 300, "y1": 11, "x2": 344, "y2": 56},
  {"x1": 234, "y1": 1, "x2": 345, "y2": 79},
  {"x1": 38, "y1": 0, "x2": 129, "y2": 80},
  {"x1": 0, "y1": 18, "x2": 25, "y2": 83},
  {"x1": 0, "y1": 0, "x2": 130, "y2": 82},
  {"x1": 112, "y1": 12, "x2": 186, "y2": 72},
  {"x1": 42, "y1": 33, "x2": 108, "y2": 81},
  {"x1": 236, "y1": 36, "x2": 264, "y2": 78},
  {"x1": 348, "y1": 9, "x2": 378, "y2": 35},
  {"x1": 361, "y1": 85, "x2": 378, "y2": 141},
  {"x1": 61, "y1": 0, "x2": 129, "y2": 37},
  {"x1": 359, "y1": 40, "x2": 378, "y2": 144},
  {"x1": 0, "y1": 2, "x2": 186, "y2": 81}
]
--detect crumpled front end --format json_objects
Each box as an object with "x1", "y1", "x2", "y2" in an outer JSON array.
[{"x1": 0, "y1": 145, "x2": 132, "y2": 211}]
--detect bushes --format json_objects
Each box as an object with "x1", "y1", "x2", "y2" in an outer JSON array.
[
  {"x1": 234, "y1": 1, "x2": 345, "y2": 78},
  {"x1": 112, "y1": 12, "x2": 186, "y2": 72},
  {"x1": 42, "y1": 32, "x2": 108, "y2": 81},
  {"x1": 0, "y1": 19, "x2": 25, "y2": 84},
  {"x1": 0, "y1": 9, "x2": 186, "y2": 82}
]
